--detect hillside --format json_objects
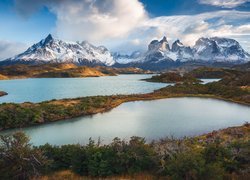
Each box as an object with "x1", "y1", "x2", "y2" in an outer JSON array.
[
  {"x1": 186, "y1": 67, "x2": 243, "y2": 78},
  {"x1": 0, "y1": 63, "x2": 151, "y2": 80}
]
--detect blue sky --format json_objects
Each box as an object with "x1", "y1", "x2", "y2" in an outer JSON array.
[
  {"x1": 0, "y1": 0, "x2": 250, "y2": 59},
  {"x1": 141, "y1": 0, "x2": 250, "y2": 16},
  {"x1": 0, "y1": 0, "x2": 55, "y2": 43}
]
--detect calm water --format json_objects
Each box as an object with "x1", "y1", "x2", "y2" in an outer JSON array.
[
  {"x1": 200, "y1": 78, "x2": 221, "y2": 84},
  {"x1": 5, "y1": 97, "x2": 249, "y2": 146},
  {"x1": 0, "y1": 75, "x2": 169, "y2": 103}
]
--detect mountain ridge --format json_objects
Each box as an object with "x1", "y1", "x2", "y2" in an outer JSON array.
[
  {"x1": 1, "y1": 34, "x2": 249, "y2": 70},
  {"x1": 4, "y1": 34, "x2": 115, "y2": 66}
]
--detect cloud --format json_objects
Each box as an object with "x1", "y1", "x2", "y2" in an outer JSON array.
[
  {"x1": 14, "y1": 0, "x2": 148, "y2": 43},
  {"x1": 126, "y1": 10, "x2": 250, "y2": 52},
  {"x1": 13, "y1": 0, "x2": 250, "y2": 53},
  {"x1": 198, "y1": 0, "x2": 250, "y2": 8},
  {"x1": 0, "y1": 40, "x2": 28, "y2": 60}
]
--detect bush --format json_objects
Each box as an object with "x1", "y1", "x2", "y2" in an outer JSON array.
[{"x1": 0, "y1": 132, "x2": 48, "y2": 179}]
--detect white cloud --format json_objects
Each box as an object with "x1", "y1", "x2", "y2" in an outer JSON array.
[
  {"x1": 127, "y1": 10, "x2": 250, "y2": 52},
  {"x1": 131, "y1": 39, "x2": 141, "y2": 45},
  {"x1": 198, "y1": 0, "x2": 250, "y2": 8},
  {"x1": 0, "y1": 40, "x2": 28, "y2": 60},
  {"x1": 13, "y1": 0, "x2": 250, "y2": 54},
  {"x1": 15, "y1": 0, "x2": 148, "y2": 44},
  {"x1": 42, "y1": 0, "x2": 147, "y2": 44}
]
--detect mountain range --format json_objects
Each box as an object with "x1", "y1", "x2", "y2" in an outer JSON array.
[
  {"x1": 3, "y1": 34, "x2": 115, "y2": 66},
  {"x1": 1, "y1": 34, "x2": 249, "y2": 70}
]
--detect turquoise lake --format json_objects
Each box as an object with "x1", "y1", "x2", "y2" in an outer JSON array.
[
  {"x1": 0, "y1": 75, "x2": 248, "y2": 146},
  {"x1": 4, "y1": 97, "x2": 249, "y2": 146},
  {"x1": 0, "y1": 75, "x2": 169, "y2": 103}
]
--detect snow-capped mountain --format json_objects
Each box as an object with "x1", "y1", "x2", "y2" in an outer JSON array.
[
  {"x1": 130, "y1": 36, "x2": 249, "y2": 64},
  {"x1": 112, "y1": 51, "x2": 142, "y2": 64},
  {"x1": 171, "y1": 40, "x2": 193, "y2": 61},
  {"x1": 1, "y1": 34, "x2": 249, "y2": 69},
  {"x1": 143, "y1": 36, "x2": 177, "y2": 62},
  {"x1": 193, "y1": 37, "x2": 250, "y2": 62},
  {"x1": 148, "y1": 36, "x2": 170, "y2": 52},
  {"x1": 113, "y1": 36, "x2": 249, "y2": 70},
  {"x1": 4, "y1": 34, "x2": 115, "y2": 66}
]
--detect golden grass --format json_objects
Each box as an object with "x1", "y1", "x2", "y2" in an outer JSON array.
[
  {"x1": 241, "y1": 86, "x2": 250, "y2": 92},
  {"x1": 37, "y1": 170, "x2": 162, "y2": 180},
  {"x1": 0, "y1": 74, "x2": 8, "y2": 80}
]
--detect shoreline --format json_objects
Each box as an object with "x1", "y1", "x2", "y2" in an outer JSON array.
[
  {"x1": 0, "y1": 63, "x2": 153, "y2": 80},
  {"x1": 0, "y1": 92, "x2": 249, "y2": 132},
  {"x1": 0, "y1": 68, "x2": 249, "y2": 131}
]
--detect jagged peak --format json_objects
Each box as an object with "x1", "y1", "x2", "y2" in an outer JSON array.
[
  {"x1": 195, "y1": 37, "x2": 240, "y2": 46},
  {"x1": 46, "y1": 34, "x2": 53, "y2": 40},
  {"x1": 160, "y1": 36, "x2": 168, "y2": 43},
  {"x1": 172, "y1": 39, "x2": 185, "y2": 52},
  {"x1": 6, "y1": 34, "x2": 115, "y2": 66},
  {"x1": 149, "y1": 39, "x2": 159, "y2": 44},
  {"x1": 174, "y1": 39, "x2": 180, "y2": 43},
  {"x1": 173, "y1": 39, "x2": 183, "y2": 45},
  {"x1": 41, "y1": 34, "x2": 54, "y2": 46},
  {"x1": 45, "y1": 34, "x2": 54, "y2": 41}
]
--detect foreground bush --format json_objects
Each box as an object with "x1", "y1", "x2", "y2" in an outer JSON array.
[
  {"x1": 0, "y1": 132, "x2": 48, "y2": 180},
  {"x1": 0, "y1": 125, "x2": 249, "y2": 179}
]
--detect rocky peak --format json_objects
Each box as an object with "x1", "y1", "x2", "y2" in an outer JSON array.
[
  {"x1": 172, "y1": 39, "x2": 184, "y2": 52},
  {"x1": 6, "y1": 34, "x2": 115, "y2": 66},
  {"x1": 160, "y1": 36, "x2": 167, "y2": 43},
  {"x1": 194, "y1": 37, "x2": 250, "y2": 61},
  {"x1": 43, "y1": 34, "x2": 54, "y2": 45},
  {"x1": 148, "y1": 36, "x2": 170, "y2": 51}
]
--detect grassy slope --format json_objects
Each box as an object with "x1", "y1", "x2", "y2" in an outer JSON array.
[{"x1": 0, "y1": 64, "x2": 107, "y2": 79}]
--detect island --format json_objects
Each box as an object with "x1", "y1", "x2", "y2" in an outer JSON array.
[
  {"x1": 143, "y1": 72, "x2": 201, "y2": 83},
  {"x1": 0, "y1": 91, "x2": 7, "y2": 97}
]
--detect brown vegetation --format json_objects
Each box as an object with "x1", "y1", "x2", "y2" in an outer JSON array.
[
  {"x1": 0, "y1": 67, "x2": 249, "y2": 130},
  {"x1": 0, "y1": 63, "x2": 151, "y2": 79},
  {"x1": 2, "y1": 124, "x2": 248, "y2": 179}
]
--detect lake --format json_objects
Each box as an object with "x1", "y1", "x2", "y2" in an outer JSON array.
[
  {"x1": 0, "y1": 75, "x2": 169, "y2": 103},
  {"x1": 200, "y1": 78, "x2": 221, "y2": 84},
  {"x1": 5, "y1": 97, "x2": 249, "y2": 146}
]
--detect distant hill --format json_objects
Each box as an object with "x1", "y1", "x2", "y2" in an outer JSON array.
[{"x1": 233, "y1": 61, "x2": 250, "y2": 71}]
